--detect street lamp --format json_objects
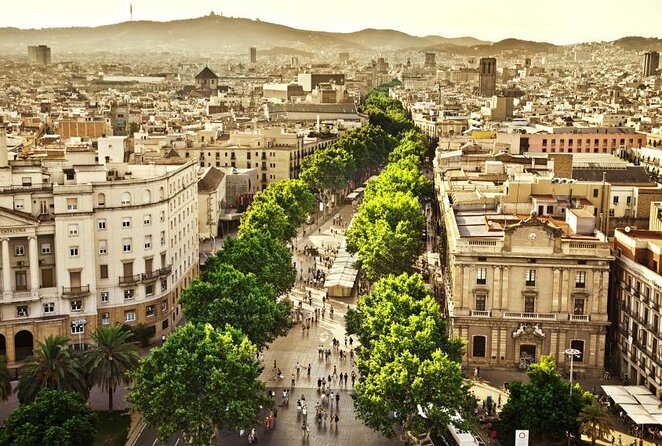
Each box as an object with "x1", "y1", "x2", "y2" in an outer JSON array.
[
  {"x1": 564, "y1": 348, "x2": 581, "y2": 395},
  {"x1": 72, "y1": 319, "x2": 87, "y2": 351}
]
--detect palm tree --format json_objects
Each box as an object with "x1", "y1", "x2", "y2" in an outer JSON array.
[
  {"x1": 0, "y1": 355, "x2": 11, "y2": 401},
  {"x1": 16, "y1": 335, "x2": 88, "y2": 404},
  {"x1": 84, "y1": 324, "x2": 141, "y2": 410},
  {"x1": 578, "y1": 400, "x2": 611, "y2": 445}
]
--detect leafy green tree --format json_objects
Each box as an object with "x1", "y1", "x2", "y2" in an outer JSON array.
[
  {"x1": 84, "y1": 324, "x2": 141, "y2": 411},
  {"x1": 578, "y1": 400, "x2": 611, "y2": 445},
  {"x1": 128, "y1": 323, "x2": 269, "y2": 446},
  {"x1": 0, "y1": 389, "x2": 97, "y2": 446},
  {"x1": 364, "y1": 158, "x2": 433, "y2": 202},
  {"x1": 205, "y1": 231, "x2": 296, "y2": 296},
  {"x1": 360, "y1": 91, "x2": 413, "y2": 136},
  {"x1": 181, "y1": 263, "x2": 291, "y2": 349},
  {"x1": 0, "y1": 355, "x2": 11, "y2": 401},
  {"x1": 353, "y1": 348, "x2": 469, "y2": 437},
  {"x1": 300, "y1": 146, "x2": 355, "y2": 193},
  {"x1": 17, "y1": 335, "x2": 89, "y2": 404},
  {"x1": 389, "y1": 129, "x2": 428, "y2": 166},
  {"x1": 344, "y1": 307, "x2": 363, "y2": 336},
  {"x1": 238, "y1": 198, "x2": 292, "y2": 241},
  {"x1": 496, "y1": 355, "x2": 593, "y2": 445},
  {"x1": 347, "y1": 192, "x2": 425, "y2": 280},
  {"x1": 250, "y1": 179, "x2": 315, "y2": 232}
]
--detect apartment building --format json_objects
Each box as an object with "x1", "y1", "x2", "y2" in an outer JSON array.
[
  {"x1": 436, "y1": 171, "x2": 612, "y2": 374},
  {"x1": 0, "y1": 148, "x2": 199, "y2": 367},
  {"x1": 184, "y1": 128, "x2": 337, "y2": 189},
  {"x1": 612, "y1": 227, "x2": 662, "y2": 397}
]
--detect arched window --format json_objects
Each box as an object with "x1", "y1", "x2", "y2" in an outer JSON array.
[
  {"x1": 143, "y1": 189, "x2": 152, "y2": 204},
  {"x1": 97, "y1": 193, "x2": 106, "y2": 207},
  {"x1": 120, "y1": 192, "x2": 132, "y2": 205}
]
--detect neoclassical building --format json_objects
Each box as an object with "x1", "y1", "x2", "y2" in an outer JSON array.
[
  {"x1": 0, "y1": 147, "x2": 199, "y2": 367},
  {"x1": 437, "y1": 175, "x2": 612, "y2": 374}
]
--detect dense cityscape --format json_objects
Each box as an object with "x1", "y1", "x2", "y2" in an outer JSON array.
[{"x1": 0, "y1": 2, "x2": 661, "y2": 445}]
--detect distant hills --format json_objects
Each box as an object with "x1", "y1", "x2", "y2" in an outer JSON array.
[{"x1": 0, "y1": 14, "x2": 657, "y2": 56}]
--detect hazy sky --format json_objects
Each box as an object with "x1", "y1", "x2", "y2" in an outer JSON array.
[{"x1": 1, "y1": 0, "x2": 660, "y2": 45}]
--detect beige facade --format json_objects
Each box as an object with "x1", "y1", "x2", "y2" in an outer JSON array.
[
  {"x1": 0, "y1": 158, "x2": 199, "y2": 367},
  {"x1": 437, "y1": 173, "x2": 612, "y2": 375}
]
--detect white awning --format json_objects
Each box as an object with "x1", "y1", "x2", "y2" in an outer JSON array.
[
  {"x1": 626, "y1": 386, "x2": 653, "y2": 396},
  {"x1": 601, "y1": 385, "x2": 629, "y2": 396},
  {"x1": 636, "y1": 395, "x2": 661, "y2": 406},
  {"x1": 611, "y1": 394, "x2": 638, "y2": 405},
  {"x1": 629, "y1": 413, "x2": 658, "y2": 425}
]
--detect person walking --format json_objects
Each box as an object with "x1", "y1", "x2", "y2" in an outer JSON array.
[
  {"x1": 291, "y1": 373, "x2": 296, "y2": 388},
  {"x1": 334, "y1": 413, "x2": 340, "y2": 430},
  {"x1": 343, "y1": 372, "x2": 348, "y2": 385},
  {"x1": 307, "y1": 363, "x2": 311, "y2": 378},
  {"x1": 335, "y1": 392, "x2": 340, "y2": 405}
]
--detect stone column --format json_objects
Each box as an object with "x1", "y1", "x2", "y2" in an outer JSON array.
[
  {"x1": 1, "y1": 238, "x2": 10, "y2": 297},
  {"x1": 501, "y1": 267, "x2": 509, "y2": 310},
  {"x1": 493, "y1": 266, "x2": 502, "y2": 310},
  {"x1": 552, "y1": 268, "x2": 561, "y2": 311},
  {"x1": 560, "y1": 269, "x2": 569, "y2": 313},
  {"x1": 28, "y1": 236, "x2": 39, "y2": 292}
]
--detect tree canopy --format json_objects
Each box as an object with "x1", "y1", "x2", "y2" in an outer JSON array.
[
  {"x1": 238, "y1": 198, "x2": 292, "y2": 241},
  {"x1": 128, "y1": 323, "x2": 269, "y2": 446},
  {"x1": 346, "y1": 191, "x2": 425, "y2": 280},
  {"x1": 389, "y1": 129, "x2": 428, "y2": 166},
  {"x1": 250, "y1": 179, "x2": 315, "y2": 234},
  {"x1": 180, "y1": 263, "x2": 291, "y2": 349},
  {"x1": 364, "y1": 157, "x2": 433, "y2": 202},
  {"x1": 0, "y1": 355, "x2": 11, "y2": 401},
  {"x1": 0, "y1": 389, "x2": 97, "y2": 446},
  {"x1": 496, "y1": 355, "x2": 594, "y2": 445},
  {"x1": 300, "y1": 146, "x2": 355, "y2": 193}
]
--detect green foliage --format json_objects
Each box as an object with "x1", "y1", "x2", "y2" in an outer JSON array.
[
  {"x1": 207, "y1": 231, "x2": 296, "y2": 296},
  {"x1": 346, "y1": 191, "x2": 425, "y2": 280},
  {"x1": 0, "y1": 388, "x2": 98, "y2": 446},
  {"x1": 239, "y1": 198, "x2": 292, "y2": 241},
  {"x1": 17, "y1": 335, "x2": 89, "y2": 404},
  {"x1": 128, "y1": 323, "x2": 269, "y2": 446},
  {"x1": 180, "y1": 263, "x2": 291, "y2": 349},
  {"x1": 496, "y1": 355, "x2": 594, "y2": 445},
  {"x1": 84, "y1": 324, "x2": 141, "y2": 411},
  {"x1": 360, "y1": 91, "x2": 413, "y2": 137},
  {"x1": 300, "y1": 146, "x2": 355, "y2": 193},
  {"x1": 0, "y1": 355, "x2": 11, "y2": 401},
  {"x1": 333, "y1": 125, "x2": 396, "y2": 181},
  {"x1": 364, "y1": 157, "x2": 433, "y2": 202},
  {"x1": 93, "y1": 411, "x2": 131, "y2": 446},
  {"x1": 344, "y1": 307, "x2": 363, "y2": 336},
  {"x1": 389, "y1": 129, "x2": 428, "y2": 166},
  {"x1": 250, "y1": 179, "x2": 315, "y2": 234},
  {"x1": 578, "y1": 400, "x2": 611, "y2": 445},
  {"x1": 351, "y1": 274, "x2": 467, "y2": 437},
  {"x1": 121, "y1": 323, "x2": 152, "y2": 347}
]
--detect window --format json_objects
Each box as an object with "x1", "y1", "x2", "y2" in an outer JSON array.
[
  {"x1": 575, "y1": 271, "x2": 586, "y2": 288},
  {"x1": 472, "y1": 336, "x2": 486, "y2": 358},
  {"x1": 144, "y1": 235, "x2": 152, "y2": 250},
  {"x1": 161, "y1": 279, "x2": 167, "y2": 292},
  {"x1": 43, "y1": 302, "x2": 54, "y2": 314},
  {"x1": 70, "y1": 246, "x2": 79, "y2": 257},
  {"x1": 124, "y1": 311, "x2": 136, "y2": 322},
  {"x1": 146, "y1": 284, "x2": 155, "y2": 296},
  {"x1": 146, "y1": 305, "x2": 155, "y2": 317},
  {"x1": 161, "y1": 300, "x2": 168, "y2": 311},
  {"x1": 546, "y1": 205, "x2": 554, "y2": 214},
  {"x1": 524, "y1": 296, "x2": 536, "y2": 313},
  {"x1": 71, "y1": 322, "x2": 85, "y2": 334},
  {"x1": 144, "y1": 214, "x2": 151, "y2": 225},
  {"x1": 68, "y1": 224, "x2": 79, "y2": 236},
  {"x1": 66, "y1": 198, "x2": 78, "y2": 211},
  {"x1": 99, "y1": 240, "x2": 107, "y2": 255},
  {"x1": 14, "y1": 245, "x2": 25, "y2": 256},
  {"x1": 14, "y1": 199, "x2": 24, "y2": 210},
  {"x1": 70, "y1": 300, "x2": 82, "y2": 312},
  {"x1": 100, "y1": 264, "x2": 108, "y2": 279},
  {"x1": 121, "y1": 217, "x2": 132, "y2": 228},
  {"x1": 593, "y1": 189, "x2": 599, "y2": 198},
  {"x1": 100, "y1": 291, "x2": 109, "y2": 303},
  {"x1": 626, "y1": 196, "x2": 632, "y2": 205},
  {"x1": 122, "y1": 238, "x2": 132, "y2": 253},
  {"x1": 573, "y1": 298, "x2": 586, "y2": 315},
  {"x1": 475, "y1": 294, "x2": 486, "y2": 311},
  {"x1": 120, "y1": 192, "x2": 132, "y2": 205},
  {"x1": 97, "y1": 219, "x2": 106, "y2": 230},
  {"x1": 102, "y1": 313, "x2": 110, "y2": 325},
  {"x1": 124, "y1": 289, "x2": 135, "y2": 300},
  {"x1": 40, "y1": 243, "x2": 51, "y2": 255},
  {"x1": 525, "y1": 269, "x2": 536, "y2": 287},
  {"x1": 476, "y1": 267, "x2": 487, "y2": 285},
  {"x1": 570, "y1": 339, "x2": 584, "y2": 362},
  {"x1": 97, "y1": 193, "x2": 106, "y2": 207},
  {"x1": 613, "y1": 196, "x2": 619, "y2": 205},
  {"x1": 160, "y1": 211, "x2": 165, "y2": 222},
  {"x1": 17, "y1": 305, "x2": 28, "y2": 317},
  {"x1": 160, "y1": 231, "x2": 165, "y2": 246}
]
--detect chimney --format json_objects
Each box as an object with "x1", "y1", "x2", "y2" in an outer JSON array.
[{"x1": 0, "y1": 124, "x2": 8, "y2": 168}]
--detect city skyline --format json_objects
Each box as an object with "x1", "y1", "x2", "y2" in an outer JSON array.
[{"x1": 1, "y1": 0, "x2": 662, "y2": 45}]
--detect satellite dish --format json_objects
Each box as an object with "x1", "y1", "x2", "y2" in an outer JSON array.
[{"x1": 625, "y1": 226, "x2": 631, "y2": 233}]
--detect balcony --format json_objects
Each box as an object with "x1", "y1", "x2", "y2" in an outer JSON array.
[
  {"x1": 569, "y1": 314, "x2": 590, "y2": 322},
  {"x1": 62, "y1": 285, "x2": 90, "y2": 297},
  {"x1": 119, "y1": 274, "x2": 141, "y2": 286},
  {"x1": 141, "y1": 270, "x2": 159, "y2": 282},
  {"x1": 158, "y1": 265, "x2": 172, "y2": 277},
  {"x1": 470, "y1": 310, "x2": 491, "y2": 318},
  {"x1": 503, "y1": 312, "x2": 557, "y2": 320}
]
